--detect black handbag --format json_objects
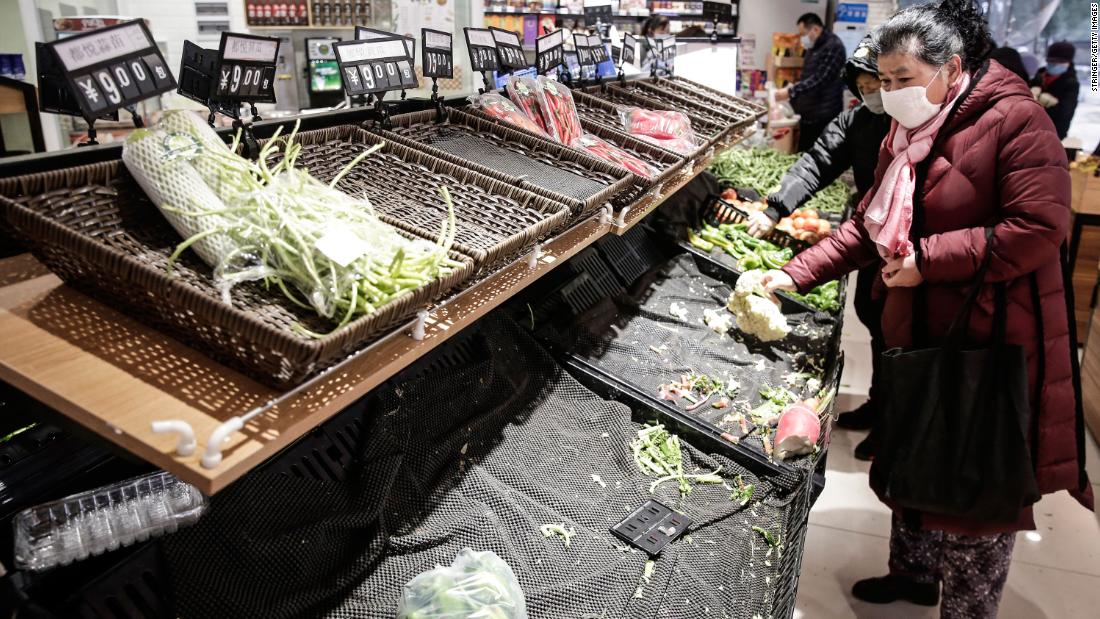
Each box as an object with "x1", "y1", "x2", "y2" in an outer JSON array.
[{"x1": 873, "y1": 228, "x2": 1041, "y2": 522}]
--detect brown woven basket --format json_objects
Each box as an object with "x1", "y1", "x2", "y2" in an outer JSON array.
[
  {"x1": 367, "y1": 108, "x2": 637, "y2": 215},
  {"x1": 463, "y1": 104, "x2": 687, "y2": 190},
  {"x1": 641, "y1": 77, "x2": 766, "y2": 124},
  {"x1": 263, "y1": 125, "x2": 571, "y2": 270},
  {"x1": 579, "y1": 84, "x2": 729, "y2": 147},
  {"x1": 569, "y1": 88, "x2": 711, "y2": 161},
  {"x1": 0, "y1": 159, "x2": 475, "y2": 389}
]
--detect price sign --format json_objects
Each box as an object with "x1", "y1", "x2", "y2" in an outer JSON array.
[
  {"x1": 214, "y1": 32, "x2": 279, "y2": 102},
  {"x1": 44, "y1": 19, "x2": 175, "y2": 119},
  {"x1": 464, "y1": 28, "x2": 499, "y2": 73},
  {"x1": 621, "y1": 33, "x2": 637, "y2": 66},
  {"x1": 661, "y1": 35, "x2": 677, "y2": 60},
  {"x1": 702, "y1": 0, "x2": 734, "y2": 22},
  {"x1": 422, "y1": 28, "x2": 453, "y2": 79},
  {"x1": 334, "y1": 37, "x2": 416, "y2": 96},
  {"x1": 573, "y1": 33, "x2": 595, "y2": 67},
  {"x1": 536, "y1": 30, "x2": 565, "y2": 74},
  {"x1": 583, "y1": 0, "x2": 614, "y2": 26},
  {"x1": 588, "y1": 34, "x2": 610, "y2": 64},
  {"x1": 356, "y1": 26, "x2": 416, "y2": 63},
  {"x1": 611, "y1": 45, "x2": 621, "y2": 65},
  {"x1": 490, "y1": 27, "x2": 527, "y2": 71}
]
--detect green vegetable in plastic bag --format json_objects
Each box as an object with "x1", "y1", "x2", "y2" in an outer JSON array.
[{"x1": 397, "y1": 548, "x2": 527, "y2": 619}]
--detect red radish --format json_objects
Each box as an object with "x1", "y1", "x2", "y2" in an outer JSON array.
[{"x1": 774, "y1": 402, "x2": 821, "y2": 460}]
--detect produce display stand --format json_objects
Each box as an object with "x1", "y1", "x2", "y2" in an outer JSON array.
[{"x1": 1, "y1": 78, "x2": 847, "y2": 618}]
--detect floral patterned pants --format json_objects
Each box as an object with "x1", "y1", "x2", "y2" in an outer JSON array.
[{"x1": 888, "y1": 514, "x2": 1016, "y2": 618}]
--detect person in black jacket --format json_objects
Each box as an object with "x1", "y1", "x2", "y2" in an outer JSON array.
[
  {"x1": 1031, "y1": 41, "x2": 1079, "y2": 140},
  {"x1": 775, "y1": 13, "x2": 847, "y2": 152},
  {"x1": 988, "y1": 46, "x2": 1029, "y2": 84},
  {"x1": 749, "y1": 38, "x2": 891, "y2": 459}
]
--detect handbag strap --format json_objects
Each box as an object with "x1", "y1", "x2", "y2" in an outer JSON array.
[{"x1": 942, "y1": 227, "x2": 996, "y2": 348}]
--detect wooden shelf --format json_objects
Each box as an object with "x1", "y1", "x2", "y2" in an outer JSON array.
[{"x1": 0, "y1": 135, "x2": 743, "y2": 494}]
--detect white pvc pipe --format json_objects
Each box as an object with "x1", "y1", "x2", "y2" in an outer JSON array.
[
  {"x1": 201, "y1": 416, "x2": 244, "y2": 469},
  {"x1": 150, "y1": 420, "x2": 197, "y2": 457}
]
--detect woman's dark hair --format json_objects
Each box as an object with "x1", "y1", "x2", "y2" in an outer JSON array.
[
  {"x1": 642, "y1": 15, "x2": 670, "y2": 37},
  {"x1": 797, "y1": 13, "x2": 824, "y2": 29},
  {"x1": 988, "y1": 46, "x2": 1030, "y2": 82},
  {"x1": 871, "y1": 0, "x2": 994, "y2": 72}
]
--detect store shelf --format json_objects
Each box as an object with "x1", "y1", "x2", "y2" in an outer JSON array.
[{"x1": 0, "y1": 135, "x2": 744, "y2": 495}]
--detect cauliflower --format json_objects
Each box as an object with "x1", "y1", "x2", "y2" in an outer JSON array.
[
  {"x1": 703, "y1": 307, "x2": 733, "y2": 335},
  {"x1": 727, "y1": 270, "x2": 790, "y2": 342},
  {"x1": 669, "y1": 302, "x2": 689, "y2": 321}
]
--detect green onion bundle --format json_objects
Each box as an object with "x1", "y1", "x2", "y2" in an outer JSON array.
[{"x1": 123, "y1": 110, "x2": 459, "y2": 336}]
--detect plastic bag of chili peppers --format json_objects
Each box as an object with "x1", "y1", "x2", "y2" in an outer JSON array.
[
  {"x1": 618, "y1": 106, "x2": 696, "y2": 143},
  {"x1": 537, "y1": 76, "x2": 584, "y2": 145},
  {"x1": 570, "y1": 134, "x2": 659, "y2": 179},
  {"x1": 506, "y1": 75, "x2": 557, "y2": 138},
  {"x1": 469, "y1": 92, "x2": 551, "y2": 138},
  {"x1": 633, "y1": 134, "x2": 698, "y2": 155}
]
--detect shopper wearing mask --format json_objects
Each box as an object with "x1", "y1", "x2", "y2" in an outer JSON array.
[
  {"x1": 748, "y1": 38, "x2": 891, "y2": 460},
  {"x1": 639, "y1": 15, "x2": 670, "y2": 72},
  {"x1": 764, "y1": 0, "x2": 1093, "y2": 616},
  {"x1": 775, "y1": 13, "x2": 847, "y2": 152},
  {"x1": 1031, "y1": 41, "x2": 1079, "y2": 140}
]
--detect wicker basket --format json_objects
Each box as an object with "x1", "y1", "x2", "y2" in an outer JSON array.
[
  {"x1": 367, "y1": 108, "x2": 637, "y2": 215},
  {"x1": 567, "y1": 90, "x2": 712, "y2": 163},
  {"x1": 0, "y1": 159, "x2": 475, "y2": 389},
  {"x1": 264, "y1": 125, "x2": 571, "y2": 270},
  {"x1": 641, "y1": 77, "x2": 766, "y2": 125},
  {"x1": 598, "y1": 82, "x2": 745, "y2": 141},
  {"x1": 578, "y1": 84, "x2": 729, "y2": 147},
  {"x1": 463, "y1": 104, "x2": 687, "y2": 190}
]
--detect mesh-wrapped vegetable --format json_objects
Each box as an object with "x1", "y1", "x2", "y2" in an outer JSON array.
[
  {"x1": 122, "y1": 110, "x2": 460, "y2": 335},
  {"x1": 397, "y1": 548, "x2": 527, "y2": 619}
]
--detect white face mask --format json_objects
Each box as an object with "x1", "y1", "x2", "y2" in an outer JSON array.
[
  {"x1": 880, "y1": 64, "x2": 947, "y2": 129},
  {"x1": 800, "y1": 33, "x2": 813, "y2": 49},
  {"x1": 861, "y1": 90, "x2": 885, "y2": 114}
]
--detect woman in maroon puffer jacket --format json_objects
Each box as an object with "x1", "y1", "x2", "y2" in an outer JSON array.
[{"x1": 765, "y1": 1, "x2": 1093, "y2": 617}]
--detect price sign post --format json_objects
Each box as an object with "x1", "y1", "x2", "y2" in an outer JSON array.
[
  {"x1": 422, "y1": 28, "x2": 453, "y2": 119},
  {"x1": 464, "y1": 28, "x2": 499, "y2": 92},
  {"x1": 42, "y1": 19, "x2": 176, "y2": 144},
  {"x1": 662, "y1": 35, "x2": 678, "y2": 76},
  {"x1": 619, "y1": 32, "x2": 637, "y2": 83},
  {"x1": 334, "y1": 36, "x2": 416, "y2": 126},
  {"x1": 355, "y1": 27, "x2": 417, "y2": 100},
  {"x1": 535, "y1": 30, "x2": 566, "y2": 83},
  {"x1": 490, "y1": 27, "x2": 527, "y2": 74},
  {"x1": 583, "y1": 0, "x2": 615, "y2": 37}
]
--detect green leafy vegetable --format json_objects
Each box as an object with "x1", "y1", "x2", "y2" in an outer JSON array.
[{"x1": 752, "y1": 525, "x2": 782, "y2": 548}]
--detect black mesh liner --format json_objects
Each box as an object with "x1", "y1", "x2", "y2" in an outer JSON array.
[
  {"x1": 162, "y1": 317, "x2": 802, "y2": 618},
  {"x1": 392, "y1": 124, "x2": 611, "y2": 201},
  {"x1": 534, "y1": 253, "x2": 837, "y2": 467}
]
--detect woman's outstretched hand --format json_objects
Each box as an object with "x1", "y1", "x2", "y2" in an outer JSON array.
[
  {"x1": 761, "y1": 270, "x2": 797, "y2": 302},
  {"x1": 882, "y1": 254, "x2": 923, "y2": 287}
]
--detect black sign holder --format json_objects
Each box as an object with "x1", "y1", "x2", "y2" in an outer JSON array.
[
  {"x1": 464, "y1": 27, "x2": 499, "y2": 94},
  {"x1": 702, "y1": 1, "x2": 735, "y2": 45},
  {"x1": 489, "y1": 27, "x2": 527, "y2": 76},
  {"x1": 618, "y1": 32, "x2": 637, "y2": 86},
  {"x1": 422, "y1": 28, "x2": 454, "y2": 123},
  {"x1": 40, "y1": 19, "x2": 175, "y2": 145},
  {"x1": 178, "y1": 32, "x2": 279, "y2": 159},
  {"x1": 355, "y1": 27, "x2": 417, "y2": 101},
  {"x1": 535, "y1": 30, "x2": 566, "y2": 78},
  {"x1": 334, "y1": 36, "x2": 417, "y2": 129}
]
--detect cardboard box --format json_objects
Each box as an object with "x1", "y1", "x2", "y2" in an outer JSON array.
[{"x1": 1071, "y1": 166, "x2": 1100, "y2": 215}]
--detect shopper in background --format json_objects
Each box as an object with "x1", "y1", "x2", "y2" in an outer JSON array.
[
  {"x1": 988, "y1": 46, "x2": 1029, "y2": 84},
  {"x1": 639, "y1": 15, "x2": 670, "y2": 71},
  {"x1": 775, "y1": 13, "x2": 847, "y2": 152},
  {"x1": 764, "y1": 0, "x2": 1093, "y2": 615},
  {"x1": 1031, "y1": 41, "x2": 1079, "y2": 139},
  {"x1": 749, "y1": 37, "x2": 891, "y2": 461}
]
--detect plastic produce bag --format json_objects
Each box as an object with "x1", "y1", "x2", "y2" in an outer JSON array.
[
  {"x1": 618, "y1": 106, "x2": 696, "y2": 142},
  {"x1": 506, "y1": 75, "x2": 557, "y2": 138},
  {"x1": 469, "y1": 92, "x2": 550, "y2": 138},
  {"x1": 570, "y1": 134, "x2": 659, "y2": 179},
  {"x1": 397, "y1": 548, "x2": 528, "y2": 619},
  {"x1": 537, "y1": 75, "x2": 583, "y2": 145},
  {"x1": 634, "y1": 134, "x2": 697, "y2": 155}
]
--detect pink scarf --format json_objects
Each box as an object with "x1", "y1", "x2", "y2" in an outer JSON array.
[{"x1": 864, "y1": 72, "x2": 972, "y2": 260}]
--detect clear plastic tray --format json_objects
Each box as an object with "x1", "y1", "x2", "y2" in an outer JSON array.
[{"x1": 13, "y1": 471, "x2": 206, "y2": 571}]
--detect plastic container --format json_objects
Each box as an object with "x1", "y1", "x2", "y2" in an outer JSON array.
[{"x1": 13, "y1": 471, "x2": 206, "y2": 572}]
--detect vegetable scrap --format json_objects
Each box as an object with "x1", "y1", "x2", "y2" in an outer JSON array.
[
  {"x1": 631, "y1": 424, "x2": 724, "y2": 497},
  {"x1": 703, "y1": 308, "x2": 733, "y2": 336},
  {"x1": 539, "y1": 523, "x2": 577, "y2": 548},
  {"x1": 669, "y1": 302, "x2": 689, "y2": 321},
  {"x1": 727, "y1": 271, "x2": 790, "y2": 342},
  {"x1": 751, "y1": 526, "x2": 781, "y2": 548},
  {"x1": 731, "y1": 475, "x2": 755, "y2": 505}
]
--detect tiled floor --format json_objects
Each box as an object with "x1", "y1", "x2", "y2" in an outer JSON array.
[{"x1": 794, "y1": 274, "x2": 1100, "y2": 617}]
